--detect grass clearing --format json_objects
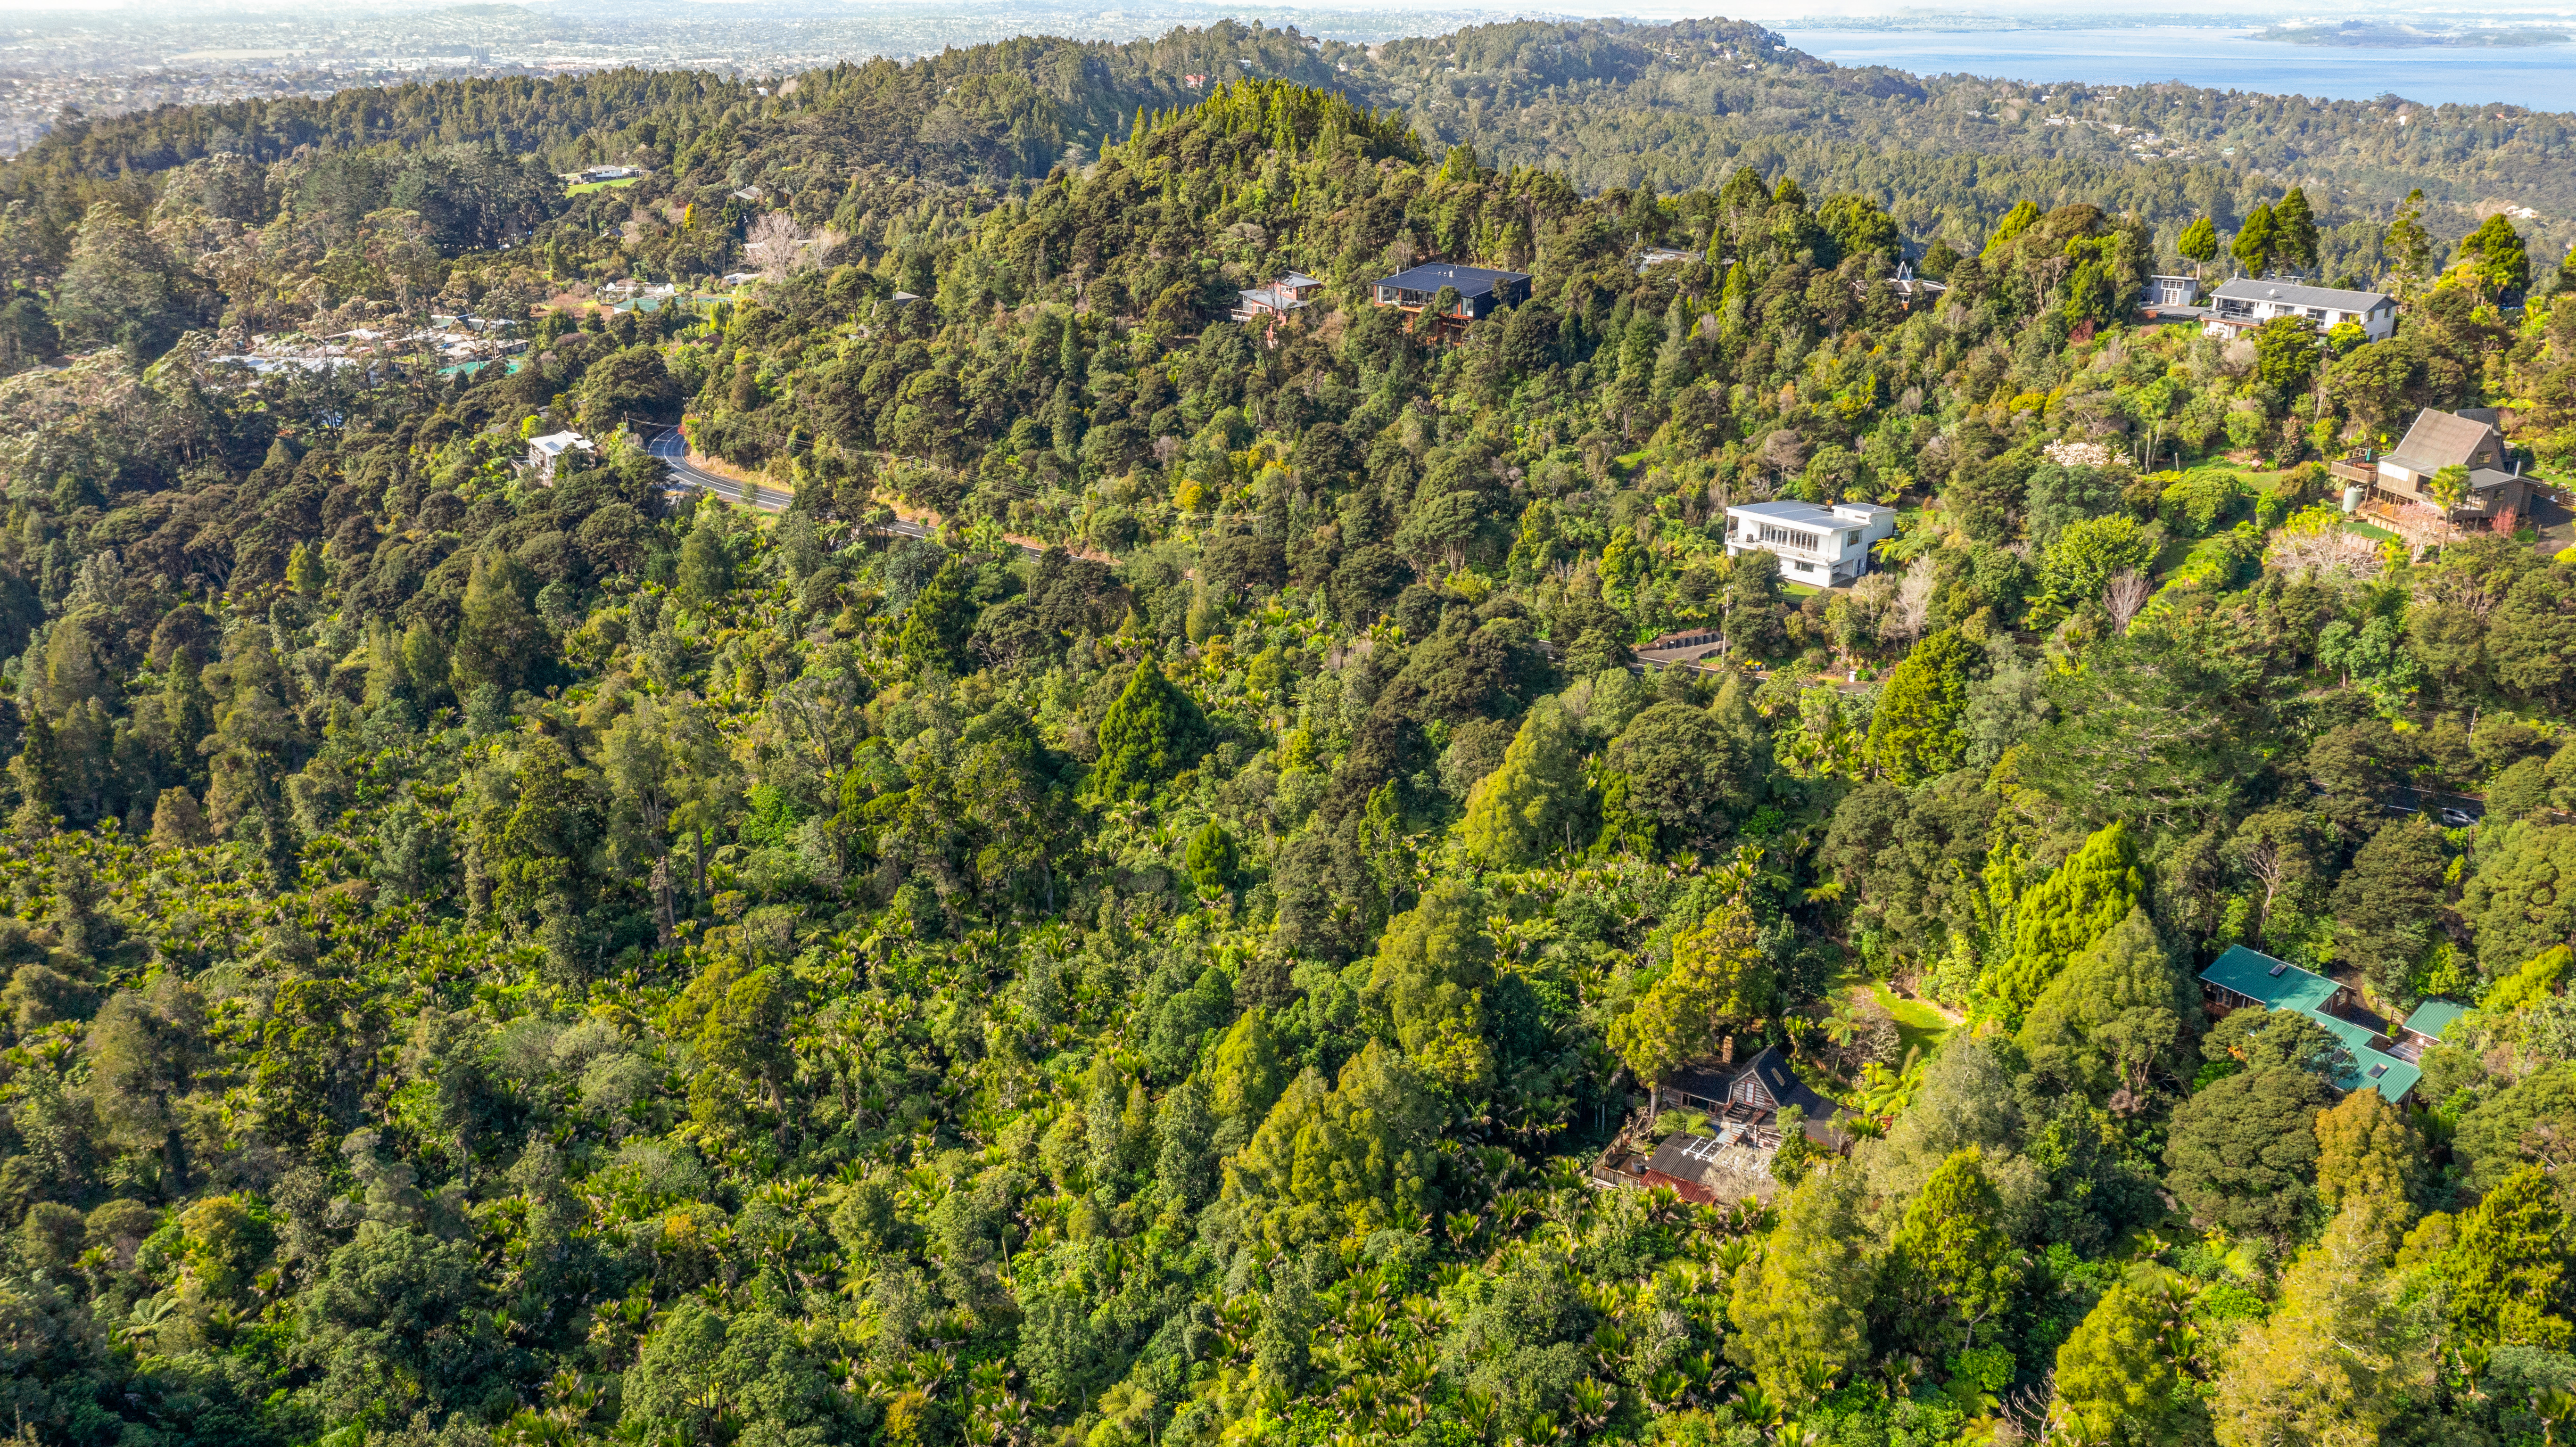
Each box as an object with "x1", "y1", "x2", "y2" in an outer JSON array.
[
  {"x1": 2147, "y1": 534, "x2": 2196, "y2": 579},
  {"x1": 566, "y1": 177, "x2": 642, "y2": 196},
  {"x1": 1871, "y1": 983, "x2": 1956, "y2": 1061}
]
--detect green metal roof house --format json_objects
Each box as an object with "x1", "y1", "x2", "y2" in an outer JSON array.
[
  {"x1": 2197, "y1": 945, "x2": 2459, "y2": 1104},
  {"x1": 2400, "y1": 1000, "x2": 2470, "y2": 1046}
]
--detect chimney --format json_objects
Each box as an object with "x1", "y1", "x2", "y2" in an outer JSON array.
[{"x1": 1721, "y1": 1034, "x2": 1735, "y2": 1066}]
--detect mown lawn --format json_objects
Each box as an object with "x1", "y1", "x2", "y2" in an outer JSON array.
[{"x1": 1872, "y1": 982, "x2": 1957, "y2": 1061}]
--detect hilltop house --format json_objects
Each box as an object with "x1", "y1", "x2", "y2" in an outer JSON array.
[
  {"x1": 2204, "y1": 277, "x2": 2396, "y2": 342},
  {"x1": 527, "y1": 430, "x2": 594, "y2": 484},
  {"x1": 2197, "y1": 945, "x2": 2467, "y2": 1103},
  {"x1": 1231, "y1": 271, "x2": 1324, "y2": 325},
  {"x1": 2361, "y1": 406, "x2": 2530, "y2": 525},
  {"x1": 2138, "y1": 275, "x2": 2207, "y2": 326},
  {"x1": 2148, "y1": 275, "x2": 2202, "y2": 308},
  {"x1": 1370, "y1": 263, "x2": 1530, "y2": 330},
  {"x1": 1722, "y1": 501, "x2": 1897, "y2": 586},
  {"x1": 1870, "y1": 261, "x2": 1947, "y2": 311}
]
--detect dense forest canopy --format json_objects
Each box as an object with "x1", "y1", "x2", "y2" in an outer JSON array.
[
  {"x1": 2, "y1": 14, "x2": 2572, "y2": 289},
  {"x1": 0, "y1": 17, "x2": 2573, "y2": 1447}
]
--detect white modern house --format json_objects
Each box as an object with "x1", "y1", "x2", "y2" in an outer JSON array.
[
  {"x1": 2204, "y1": 278, "x2": 2397, "y2": 342},
  {"x1": 527, "y1": 430, "x2": 594, "y2": 484},
  {"x1": 1723, "y1": 501, "x2": 1897, "y2": 586}
]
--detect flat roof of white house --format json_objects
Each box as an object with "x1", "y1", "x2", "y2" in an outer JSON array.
[
  {"x1": 529, "y1": 431, "x2": 593, "y2": 457},
  {"x1": 1728, "y1": 501, "x2": 1889, "y2": 528},
  {"x1": 2209, "y1": 277, "x2": 2393, "y2": 312}
]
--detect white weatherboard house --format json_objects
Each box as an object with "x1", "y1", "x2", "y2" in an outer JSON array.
[
  {"x1": 1723, "y1": 501, "x2": 1897, "y2": 585},
  {"x1": 2204, "y1": 277, "x2": 2397, "y2": 342}
]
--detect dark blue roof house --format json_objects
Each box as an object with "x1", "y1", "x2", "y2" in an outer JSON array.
[{"x1": 1370, "y1": 263, "x2": 1530, "y2": 322}]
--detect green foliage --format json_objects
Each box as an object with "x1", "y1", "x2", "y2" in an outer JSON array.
[
  {"x1": 2163, "y1": 1064, "x2": 2330, "y2": 1238},
  {"x1": 2453, "y1": 1066, "x2": 2576, "y2": 1189},
  {"x1": 451, "y1": 549, "x2": 544, "y2": 697},
  {"x1": 1611, "y1": 898, "x2": 1772, "y2": 1084},
  {"x1": 2178, "y1": 215, "x2": 2219, "y2": 265},
  {"x1": 1463, "y1": 699, "x2": 1588, "y2": 867},
  {"x1": 1864, "y1": 629, "x2": 1981, "y2": 786},
  {"x1": 2464, "y1": 823, "x2": 2576, "y2": 979},
  {"x1": 898, "y1": 555, "x2": 975, "y2": 677},
  {"x1": 2050, "y1": 1270, "x2": 2199, "y2": 1444},
  {"x1": 2015, "y1": 903, "x2": 2193, "y2": 1109},
  {"x1": 2231, "y1": 201, "x2": 2279, "y2": 277},
  {"x1": 2334, "y1": 817, "x2": 2450, "y2": 1006},
  {"x1": 1185, "y1": 819, "x2": 1239, "y2": 896},
  {"x1": 2313, "y1": 1088, "x2": 2423, "y2": 1216},
  {"x1": 1729, "y1": 1166, "x2": 1875, "y2": 1409},
  {"x1": 1367, "y1": 880, "x2": 1496, "y2": 1094},
  {"x1": 2439, "y1": 1166, "x2": 2574, "y2": 1350},
  {"x1": 2456, "y1": 214, "x2": 2533, "y2": 297},
  {"x1": 0, "y1": 27, "x2": 2567, "y2": 1447},
  {"x1": 2484, "y1": 945, "x2": 2574, "y2": 1013},
  {"x1": 1213, "y1": 1039, "x2": 1438, "y2": 1257},
  {"x1": 1883, "y1": 1147, "x2": 2017, "y2": 1356},
  {"x1": 677, "y1": 510, "x2": 735, "y2": 608},
  {"x1": 2031, "y1": 515, "x2": 2156, "y2": 625},
  {"x1": 1605, "y1": 692, "x2": 1767, "y2": 853},
  {"x1": 1090, "y1": 660, "x2": 1209, "y2": 800},
  {"x1": 627, "y1": 1300, "x2": 856, "y2": 1443},
  {"x1": 2203, "y1": 1006, "x2": 2344, "y2": 1080},
  {"x1": 1979, "y1": 821, "x2": 2143, "y2": 1027}
]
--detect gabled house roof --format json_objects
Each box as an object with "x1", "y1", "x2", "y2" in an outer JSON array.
[
  {"x1": 2199, "y1": 945, "x2": 2420, "y2": 1102},
  {"x1": 1660, "y1": 1045, "x2": 1846, "y2": 1147},
  {"x1": 2401, "y1": 999, "x2": 2469, "y2": 1043},
  {"x1": 2386, "y1": 408, "x2": 2505, "y2": 476},
  {"x1": 2208, "y1": 277, "x2": 2394, "y2": 312}
]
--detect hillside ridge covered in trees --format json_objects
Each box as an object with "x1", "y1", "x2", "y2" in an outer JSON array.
[{"x1": 0, "y1": 32, "x2": 2572, "y2": 1447}]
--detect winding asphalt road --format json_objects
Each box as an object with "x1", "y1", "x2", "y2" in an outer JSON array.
[{"x1": 645, "y1": 426, "x2": 793, "y2": 513}]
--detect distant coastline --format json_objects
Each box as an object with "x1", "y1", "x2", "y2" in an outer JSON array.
[
  {"x1": 1788, "y1": 13, "x2": 2240, "y2": 32},
  {"x1": 1791, "y1": 13, "x2": 2574, "y2": 49},
  {"x1": 2253, "y1": 22, "x2": 2573, "y2": 48},
  {"x1": 1776, "y1": 24, "x2": 2576, "y2": 109}
]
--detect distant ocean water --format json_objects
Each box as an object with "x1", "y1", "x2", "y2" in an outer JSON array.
[{"x1": 1774, "y1": 26, "x2": 2576, "y2": 110}]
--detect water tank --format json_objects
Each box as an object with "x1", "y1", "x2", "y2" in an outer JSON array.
[{"x1": 2341, "y1": 485, "x2": 2365, "y2": 514}]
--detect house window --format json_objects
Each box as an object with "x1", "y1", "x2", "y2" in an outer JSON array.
[{"x1": 1845, "y1": 529, "x2": 1862, "y2": 546}]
